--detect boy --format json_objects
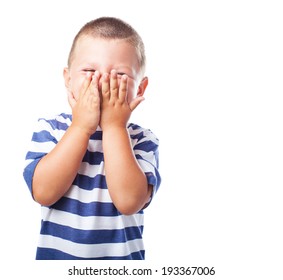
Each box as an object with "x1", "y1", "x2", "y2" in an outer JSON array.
[{"x1": 23, "y1": 17, "x2": 161, "y2": 260}]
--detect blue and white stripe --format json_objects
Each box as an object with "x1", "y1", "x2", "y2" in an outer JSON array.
[{"x1": 23, "y1": 113, "x2": 161, "y2": 260}]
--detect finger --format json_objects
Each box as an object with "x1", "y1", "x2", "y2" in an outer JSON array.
[
  {"x1": 110, "y1": 69, "x2": 119, "y2": 101},
  {"x1": 79, "y1": 71, "x2": 92, "y2": 99},
  {"x1": 90, "y1": 71, "x2": 100, "y2": 97},
  {"x1": 118, "y1": 74, "x2": 128, "y2": 102},
  {"x1": 129, "y1": 96, "x2": 145, "y2": 111},
  {"x1": 101, "y1": 72, "x2": 110, "y2": 101}
]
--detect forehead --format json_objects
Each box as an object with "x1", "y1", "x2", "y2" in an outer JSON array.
[{"x1": 73, "y1": 36, "x2": 139, "y2": 66}]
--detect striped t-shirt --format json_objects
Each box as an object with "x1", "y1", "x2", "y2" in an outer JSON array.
[{"x1": 23, "y1": 113, "x2": 161, "y2": 260}]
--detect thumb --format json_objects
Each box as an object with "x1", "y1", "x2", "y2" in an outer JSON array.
[
  {"x1": 67, "y1": 91, "x2": 77, "y2": 108},
  {"x1": 129, "y1": 96, "x2": 145, "y2": 111}
]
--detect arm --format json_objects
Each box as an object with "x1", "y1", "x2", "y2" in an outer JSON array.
[
  {"x1": 32, "y1": 73, "x2": 100, "y2": 206},
  {"x1": 100, "y1": 70, "x2": 152, "y2": 215}
]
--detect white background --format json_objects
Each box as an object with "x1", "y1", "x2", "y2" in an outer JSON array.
[{"x1": 0, "y1": 0, "x2": 283, "y2": 279}]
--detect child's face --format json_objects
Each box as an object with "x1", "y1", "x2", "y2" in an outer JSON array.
[{"x1": 64, "y1": 36, "x2": 144, "y2": 102}]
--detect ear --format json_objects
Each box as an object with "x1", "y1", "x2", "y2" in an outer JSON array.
[
  {"x1": 63, "y1": 67, "x2": 71, "y2": 91},
  {"x1": 137, "y1": 76, "x2": 148, "y2": 97}
]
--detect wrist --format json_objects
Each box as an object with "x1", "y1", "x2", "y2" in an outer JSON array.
[
  {"x1": 101, "y1": 123, "x2": 128, "y2": 134},
  {"x1": 69, "y1": 123, "x2": 95, "y2": 139},
  {"x1": 102, "y1": 125, "x2": 130, "y2": 147}
]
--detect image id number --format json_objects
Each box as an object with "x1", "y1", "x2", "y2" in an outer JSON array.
[{"x1": 161, "y1": 266, "x2": 215, "y2": 276}]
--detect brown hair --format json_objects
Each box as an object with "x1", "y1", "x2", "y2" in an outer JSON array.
[{"x1": 67, "y1": 17, "x2": 146, "y2": 73}]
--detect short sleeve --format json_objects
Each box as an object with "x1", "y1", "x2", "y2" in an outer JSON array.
[
  {"x1": 23, "y1": 118, "x2": 59, "y2": 196},
  {"x1": 129, "y1": 124, "x2": 161, "y2": 204}
]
